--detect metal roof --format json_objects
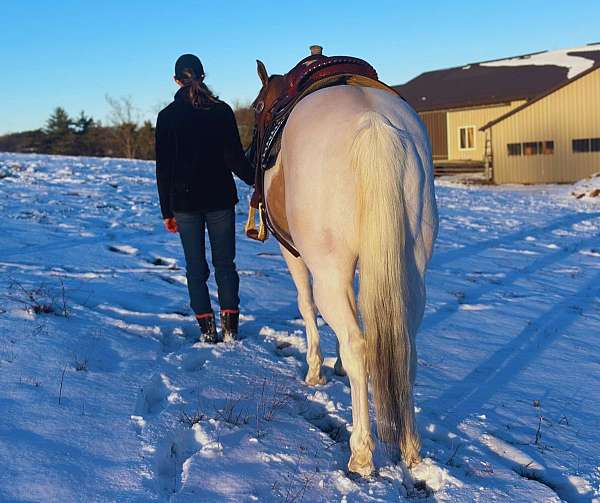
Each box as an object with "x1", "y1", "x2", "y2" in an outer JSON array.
[{"x1": 394, "y1": 46, "x2": 600, "y2": 113}]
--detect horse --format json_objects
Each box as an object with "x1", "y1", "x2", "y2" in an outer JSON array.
[{"x1": 252, "y1": 60, "x2": 438, "y2": 476}]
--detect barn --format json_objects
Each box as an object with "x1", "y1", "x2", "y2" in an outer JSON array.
[{"x1": 395, "y1": 44, "x2": 600, "y2": 183}]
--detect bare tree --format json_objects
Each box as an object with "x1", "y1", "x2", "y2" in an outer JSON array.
[
  {"x1": 152, "y1": 100, "x2": 169, "y2": 115},
  {"x1": 233, "y1": 101, "x2": 255, "y2": 150},
  {"x1": 105, "y1": 95, "x2": 140, "y2": 158}
]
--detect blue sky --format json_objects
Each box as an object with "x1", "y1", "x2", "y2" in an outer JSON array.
[{"x1": 1, "y1": 0, "x2": 599, "y2": 134}]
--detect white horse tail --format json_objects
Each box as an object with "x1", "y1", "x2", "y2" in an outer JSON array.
[{"x1": 351, "y1": 111, "x2": 420, "y2": 465}]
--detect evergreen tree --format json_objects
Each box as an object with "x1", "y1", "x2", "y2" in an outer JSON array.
[
  {"x1": 74, "y1": 111, "x2": 95, "y2": 135},
  {"x1": 72, "y1": 111, "x2": 98, "y2": 156},
  {"x1": 45, "y1": 107, "x2": 75, "y2": 154},
  {"x1": 45, "y1": 107, "x2": 72, "y2": 136}
]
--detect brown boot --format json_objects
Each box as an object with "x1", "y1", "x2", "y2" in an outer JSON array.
[
  {"x1": 220, "y1": 309, "x2": 239, "y2": 342},
  {"x1": 196, "y1": 312, "x2": 220, "y2": 343}
]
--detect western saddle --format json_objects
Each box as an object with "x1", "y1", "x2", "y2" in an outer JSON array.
[{"x1": 245, "y1": 45, "x2": 402, "y2": 256}]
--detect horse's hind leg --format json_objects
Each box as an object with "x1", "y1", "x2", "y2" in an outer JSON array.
[
  {"x1": 280, "y1": 245, "x2": 325, "y2": 386},
  {"x1": 311, "y1": 270, "x2": 374, "y2": 476},
  {"x1": 334, "y1": 339, "x2": 346, "y2": 376}
]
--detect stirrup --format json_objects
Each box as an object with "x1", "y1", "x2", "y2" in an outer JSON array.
[{"x1": 245, "y1": 202, "x2": 268, "y2": 241}]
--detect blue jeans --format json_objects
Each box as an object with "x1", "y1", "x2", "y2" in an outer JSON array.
[{"x1": 174, "y1": 208, "x2": 240, "y2": 315}]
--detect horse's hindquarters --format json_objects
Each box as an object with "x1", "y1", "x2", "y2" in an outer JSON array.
[{"x1": 279, "y1": 87, "x2": 367, "y2": 262}]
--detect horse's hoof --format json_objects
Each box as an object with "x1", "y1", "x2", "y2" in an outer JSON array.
[
  {"x1": 405, "y1": 453, "x2": 421, "y2": 468},
  {"x1": 334, "y1": 359, "x2": 346, "y2": 376},
  {"x1": 348, "y1": 455, "x2": 374, "y2": 478},
  {"x1": 304, "y1": 371, "x2": 326, "y2": 386}
]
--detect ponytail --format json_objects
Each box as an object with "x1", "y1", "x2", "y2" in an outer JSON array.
[{"x1": 178, "y1": 68, "x2": 219, "y2": 109}]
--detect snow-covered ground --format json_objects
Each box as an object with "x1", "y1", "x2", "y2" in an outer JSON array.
[
  {"x1": 0, "y1": 152, "x2": 598, "y2": 503},
  {"x1": 570, "y1": 172, "x2": 600, "y2": 203}
]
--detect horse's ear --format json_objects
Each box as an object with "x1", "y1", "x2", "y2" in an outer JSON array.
[{"x1": 256, "y1": 59, "x2": 269, "y2": 86}]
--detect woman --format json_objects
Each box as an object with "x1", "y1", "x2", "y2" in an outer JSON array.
[{"x1": 155, "y1": 54, "x2": 254, "y2": 343}]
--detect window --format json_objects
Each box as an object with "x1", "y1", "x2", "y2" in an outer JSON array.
[
  {"x1": 542, "y1": 141, "x2": 554, "y2": 155},
  {"x1": 523, "y1": 142, "x2": 540, "y2": 156},
  {"x1": 574, "y1": 137, "x2": 600, "y2": 153},
  {"x1": 573, "y1": 138, "x2": 590, "y2": 153},
  {"x1": 507, "y1": 143, "x2": 522, "y2": 156},
  {"x1": 459, "y1": 126, "x2": 475, "y2": 150},
  {"x1": 509, "y1": 140, "x2": 555, "y2": 156}
]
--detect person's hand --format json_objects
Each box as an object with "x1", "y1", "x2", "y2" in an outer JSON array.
[{"x1": 163, "y1": 217, "x2": 179, "y2": 233}]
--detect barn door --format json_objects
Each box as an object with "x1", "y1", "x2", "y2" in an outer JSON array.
[{"x1": 419, "y1": 111, "x2": 448, "y2": 160}]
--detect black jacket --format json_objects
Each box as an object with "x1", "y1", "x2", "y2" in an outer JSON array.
[{"x1": 155, "y1": 88, "x2": 254, "y2": 218}]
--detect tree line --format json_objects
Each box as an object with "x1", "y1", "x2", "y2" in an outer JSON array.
[{"x1": 0, "y1": 98, "x2": 255, "y2": 160}]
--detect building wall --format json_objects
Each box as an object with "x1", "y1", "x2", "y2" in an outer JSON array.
[
  {"x1": 419, "y1": 111, "x2": 447, "y2": 160},
  {"x1": 491, "y1": 68, "x2": 600, "y2": 184},
  {"x1": 446, "y1": 101, "x2": 526, "y2": 161}
]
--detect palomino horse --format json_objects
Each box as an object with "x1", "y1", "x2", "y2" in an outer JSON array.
[{"x1": 253, "y1": 61, "x2": 438, "y2": 476}]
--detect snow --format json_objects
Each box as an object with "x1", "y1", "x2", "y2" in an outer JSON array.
[
  {"x1": 480, "y1": 44, "x2": 600, "y2": 79},
  {"x1": 0, "y1": 152, "x2": 599, "y2": 502},
  {"x1": 570, "y1": 172, "x2": 600, "y2": 203}
]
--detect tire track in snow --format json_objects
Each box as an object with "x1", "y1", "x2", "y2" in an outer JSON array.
[
  {"x1": 424, "y1": 231, "x2": 600, "y2": 333},
  {"x1": 426, "y1": 266, "x2": 600, "y2": 423},
  {"x1": 433, "y1": 211, "x2": 600, "y2": 267}
]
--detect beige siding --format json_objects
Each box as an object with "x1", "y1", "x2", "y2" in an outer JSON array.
[
  {"x1": 491, "y1": 68, "x2": 600, "y2": 184},
  {"x1": 446, "y1": 101, "x2": 526, "y2": 161}
]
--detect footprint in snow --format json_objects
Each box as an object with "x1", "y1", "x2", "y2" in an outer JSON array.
[
  {"x1": 147, "y1": 256, "x2": 179, "y2": 269},
  {"x1": 154, "y1": 422, "x2": 222, "y2": 496},
  {"x1": 259, "y1": 326, "x2": 305, "y2": 361},
  {"x1": 134, "y1": 373, "x2": 181, "y2": 416},
  {"x1": 299, "y1": 394, "x2": 349, "y2": 443},
  {"x1": 108, "y1": 244, "x2": 138, "y2": 255},
  {"x1": 181, "y1": 351, "x2": 207, "y2": 372},
  {"x1": 273, "y1": 341, "x2": 296, "y2": 357}
]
